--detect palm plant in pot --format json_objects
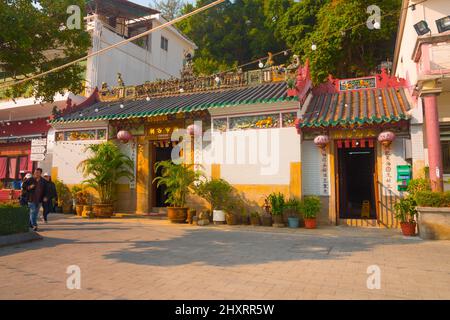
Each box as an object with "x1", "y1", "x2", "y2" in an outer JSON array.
[
  {"x1": 268, "y1": 192, "x2": 285, "y2": 227},
  {"x1": 195, "y1": 178, "x2": 233, "y2": 225},
  {"x1": 301, "y1": 196, "x2": 321, "y2": 229},
  {"x1": 394, "y1": 196, "x2": 417, "y2": 236},
  {"x1": 78, "y1": 142, "x2": 134, "y2": 218},
  {"x1": 285, "y1": 197, "x2": 302, "y2": 228},
  {"x1": 153, "y1": 160, "x2": 201, "y2": 223}
]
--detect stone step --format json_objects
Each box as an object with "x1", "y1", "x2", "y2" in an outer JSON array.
[{"x1": 151, "y1": 207, "x2": 168, "y2": 214}]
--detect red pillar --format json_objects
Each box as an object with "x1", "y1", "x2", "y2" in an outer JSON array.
[{"x1": 423, "y1": 94, "x2": 443, "y2": 192}]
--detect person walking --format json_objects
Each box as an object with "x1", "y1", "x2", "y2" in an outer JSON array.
[
  {"x1": 43, "y1": 173, "x2": 57, "y2": 223},
  {"x1": 22, "y1": 168, "x2": 49, "y2": 231},
  {"x1": 19, "y1": 173, "x2": 32, "y2": 207}
]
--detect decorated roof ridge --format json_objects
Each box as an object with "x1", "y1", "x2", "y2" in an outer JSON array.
[
  {"x1": 298, "y1": 87, "x2": 412, "y2": 129},
  {"x1": 52, "y1": 81, "x2": 297, "y2": 124}
]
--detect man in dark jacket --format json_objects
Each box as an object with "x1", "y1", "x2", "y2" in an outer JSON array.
[
  {"x1": 22, "y1": 168, "x2": 49, "y2": 231},
  {"x1": 42, "y1": 173, "x2": 57, "y2": 223}
]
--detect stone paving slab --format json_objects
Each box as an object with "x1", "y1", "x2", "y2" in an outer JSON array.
[{"x1": 0, "y1": 214, "x2": 449, "y2": 300}]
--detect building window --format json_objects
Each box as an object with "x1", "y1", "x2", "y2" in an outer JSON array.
[
  {"x1": 0, "y1": 156, "x2": 28, "y2": 190},
  {"x1": 160, "y1": 36, "x2": 168, "y2": 51},
  {"x1": 442, "y1": 141, "x2": 450, "y2": 174}
]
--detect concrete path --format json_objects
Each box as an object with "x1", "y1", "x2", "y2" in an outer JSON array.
[{"x1": 0, "y1": 214, "x2": 449, "y2": 300}]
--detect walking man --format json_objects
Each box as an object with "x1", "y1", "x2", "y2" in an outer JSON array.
[
  {"x1": 22, "y1": 168, "x2": 49, "y2": 231},
  {"x1": 43, "y1": 173, "x2": 57, "y2": 223}
]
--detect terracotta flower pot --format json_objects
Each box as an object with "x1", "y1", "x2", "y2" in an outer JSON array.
[
  {"x1": 400, "y1": 222, "x2": 416, "y2": 236},
  {"x1": 262, "y1": 215, "x2": 272, "y2": 226},
  {"x1": 75, "y1": 205, "x2": 84, "y2": 217},
  {"x1": 167, "y1": 207, "x2": 188, "y2": 223},
  {"x1": 93, "y1": 204, "x2": 114, "y2": 218},
  {"x1": 304, "y1": 218, "x2": 317, "y2": 229}
]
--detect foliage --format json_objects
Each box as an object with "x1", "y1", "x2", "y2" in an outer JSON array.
[
  {"x1": 301, "y1": 196, "x2": 321, "y2": 219},
  {"x1": 407, "y1": 178, "x2": 431, "y2": 198},
  {"x1": 0, "y1": 0, "x2": 91, "y2": 101},
  {"x1": 0, "y1": 204, "x2": 29, "y2": 236},
  {"x1": 394, "y1": 196, "x2": 417, "y2": 223},
  {"x1": 194, "y1": 178, "x2": 233, "y2": 211},
  {"x1": 150, "y1": 0, "x2": 185, "y2": 20},
  {"x1": 284, "y1": 197, "x2": 301, "y2": 217},
  {"x1": 415, "y1": 191, "x2": 450, "y2": 208},
  {"x1": 178, "y1": 0, "x2": 286, "y2": 75},
  {"x1": 153, "y1": 161, "x2": 202, "y2": 208},
  {"x1": 250, "y1": 211, "x2": 259, "y2": 218},
  {"x1": 54, "y1": 179, "x2": 71, "y2": 207},
  {"x1": 78, "y1": 142, "x2": 134, "y2": 205},
  {"x1": 267, "y1": 192, "x2": 285, "y2": 216}
]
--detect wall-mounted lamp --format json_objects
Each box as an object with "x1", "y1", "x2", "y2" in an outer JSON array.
[
  {"x1": 414, "y1": 20, "x2": 431, "y2": 36},
  {"x1": 436, "y1": 16, "x2": 450, "y2": 33}
]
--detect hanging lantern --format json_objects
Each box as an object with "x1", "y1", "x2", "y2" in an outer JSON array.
[
  {"x1": 117, "y1": 130, "x2": 132, "y2": 143},
  {"x1": 314, "y1": 135, "x2": 330, "y2": 148},
  {"x1": 187, "y1": 124, "x2": 202, "y2": 136},
  {"x1": 378, "y1": 131, "x2": 395, "y2": 147}
]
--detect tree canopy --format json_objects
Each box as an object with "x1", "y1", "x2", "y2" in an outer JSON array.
[
  {"x1": 0, "y1": 0, "x2": 91, "y2": 101},
  {"x1": 179, "y1": 0, "x2": 402, "y2": 82}
]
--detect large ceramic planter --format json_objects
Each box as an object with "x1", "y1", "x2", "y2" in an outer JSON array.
[
  {"x1": 288, "y1": 217, "x2": 300, "y2": 228},
  {"x1": 213, "y1": 210, "x2": 226, "y2": 225},
  {"x1": 167, "y1": 207, "x2": 188, "y2": 223},
  {"x1": 75, "y1": 205, "x2": 84, "y2": 217},
  {"x1": 304, "y1": 218, "x2": 317, "y2": 229},
  {"x1": 261, "y1": 215, "x2": 272, "y2": 227},
  {"x1": 417, "y1": 207, "x2": 450, "y2": 240},
  {"x1": 272, "y1": 215, "x2": 285, "y2": 227},
  {"x1": 250, "y1": 216, "x2": 260, "y2": 226},
  {"x1": 93, "y1": 204, "x2": 114, "y2": 218},
  {"x1": 400, "y1": 222, "x2": 416, "y2": 237},
  {"x1": 226, "y1": 214, "x2": 238, "y2": 225}
]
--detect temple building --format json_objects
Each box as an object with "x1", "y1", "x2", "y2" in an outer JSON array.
[{"x1": 50, "y1": 57, "x2": 418, "y2": 228}]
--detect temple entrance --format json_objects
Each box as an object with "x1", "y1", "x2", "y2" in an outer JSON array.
[
  {"x1": 153, "y1": 145, "x2": 173, "y2": 208},
  {"x1": 338, "y1": 145, "x2": 377, "y2": 220}
]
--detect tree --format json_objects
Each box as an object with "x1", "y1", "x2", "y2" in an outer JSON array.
[
  {"x1": 275, "y1": 0, "x2": 402, "y2": 84},
  {"x1": 0, "y1": 0, "x2": 91, "y2": 101},
  {"x1": 150, "y1": 0, "x2": 185, "y2": 20},
  {"x1": 178, "y1": 0, "x2": 286, "y2": 75}
]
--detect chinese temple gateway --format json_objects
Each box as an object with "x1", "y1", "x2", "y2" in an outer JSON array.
[{"x1": 50, "y1": 60, "x2": 417, "y2": 228}]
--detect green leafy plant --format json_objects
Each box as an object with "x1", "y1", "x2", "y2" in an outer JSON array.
[
  {"x1": 286, "y1": 78, "x2": 296, "y2": 89},
  {"x1": 251, "y1": 211, "x2": 260, "y2": 218},
  {"x1": 267, "y1": 192, "x2": 285, "y2": 216},
  {"x1": 195, "y1": 178, "x2": 233, "y2": 211},
  {"x1": 301, "y1": 196, "x2": 321, "y2": 219},
  {"x1": 394, "y1": 196, "x2": 417, "y2": 223},
  {"x1": 415, "y1": 191, "x2": 450, "y2": 208},
  {"x1": 78, "y1": 142, "x2": 134, "y2": 205},
  {"x1": 284, "y1": 197, "x2": 301, "y2": 217},
  {"x1": 54, "y1": 179, "x2": 71, "y2": 207},
  {"x1": 153, "y1": 161, "x2": 202, "y2": 208},
  {"x1": 407, "y1": 178, "x2": 431, "y2": 198},
  {"x1": 0, "y1": 203, "x2": 29, "y2": 235}
]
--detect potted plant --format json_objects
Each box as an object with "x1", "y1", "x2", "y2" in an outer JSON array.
[
  {"x1": 195, "y1": 178, "x2": 233, "y2": 225},
  {"x1": 268, "y1": 192, "x2": 285, "y2": 227},
  {"x1": 394, "y1": 196, "x2": 418, "y2": 236},
  {"x1": 54, "y1": 179, "x2": 71, "y2": 214},
  {"x1": 187, "y1": 209, "x2": 196, "y2": 224},
  {"x1": 301, "y1": 196, "x2": 321, "y2": 229},
  {"x1": 250, "y1": 212, "x2": 260, "y2": 226},
  {"x1": 286, "y1": 78, "x2": 297, "y2": 97},
  {"x1": 241, "y1": 209, "x2": 249, "y2": 225},
  {"x1": 153, "y1": 160, "x2": 201, "y2": 223},
  {"x1": 78, "y1": 142, "x2": 134, "y2": 218},
  {"x1": 285, "y1": 197, "x2": 301, "y2": 228}
]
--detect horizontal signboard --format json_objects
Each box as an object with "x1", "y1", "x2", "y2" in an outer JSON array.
[
  {"x1": 30, "y1": 154, "x2": 46, "y2": 162},
  {"x1": 31, "y1": 146, "x2": 46, "y2": 154},
  {"x1": 31, "y1": 138, "x2": 47, "y2": 147}
]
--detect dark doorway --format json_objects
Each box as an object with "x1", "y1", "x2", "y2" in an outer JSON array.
[
  {"x1": 154, "y1": 146, "x2": 173, "y2": 207},
  {"x1": 338, "y1": 147, "x2": 376, "y2": 219}
]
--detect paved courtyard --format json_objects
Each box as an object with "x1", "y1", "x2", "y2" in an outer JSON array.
[{"x1": 0, "y1": 214, "x2": 449, "y2": 300}]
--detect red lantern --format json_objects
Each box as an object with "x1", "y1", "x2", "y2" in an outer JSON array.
[
  {"x1": 314, "y1": 135, "x2": 330, "y2": 148},
  {"x1": 187, "y1": 124, "x2": 202, "y2": 136},
  {"x1": 117, "y1": 130, "x2": 132, "y2": 143},
  {"x1": 378, "y1": 131, "x2": 395, "y2": 147}
]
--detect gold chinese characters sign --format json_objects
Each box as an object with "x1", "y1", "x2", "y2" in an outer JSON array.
[
  {"x1": 147, "y1": 123, "x2": 183, "y2": 141},
  {"x1": 330, "y1": 129, "x2": 378, "y2": 139}
]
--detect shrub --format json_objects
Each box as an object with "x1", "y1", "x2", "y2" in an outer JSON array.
[
  {"x1": 394, "y1": 196, "x2": 417, "y2": 223},
  {"x1": 301, "y1": 196, "x2": 322, "y2": 219},
  {"x1": 284, "y1": 197, "x2": 301, "y2": 217},
  {"x1": 267, "y1": 192, "x2": 285, "y2": 216},
  {"x1": 194, "y1": 178, "x2": 233, "y2": 211},
  {"x1": 54, "y1": 179, "x2": 71, "y2": 207},
  {"x1": 415, "y1": 191, "x2": 450, "y2": 207},
  {"x1": 0, "y1": 203, "x2": 29, "y2": 236},
  {"x1": 407, "y1": 178, "x2": 431, "y2": 198}
]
